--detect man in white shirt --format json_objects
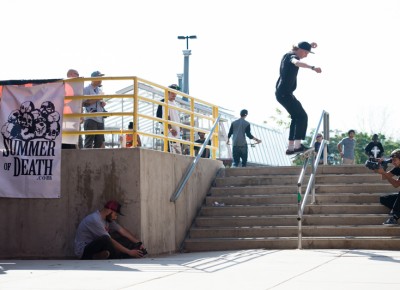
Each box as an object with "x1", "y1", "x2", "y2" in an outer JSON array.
[{"x1": 162, "y1": 84, "x2": 182, "y2": 154}]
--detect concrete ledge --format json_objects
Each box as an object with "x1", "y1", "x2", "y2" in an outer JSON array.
[{"x1": 0, "y1": 149, "x2": 223, "y2": 259}]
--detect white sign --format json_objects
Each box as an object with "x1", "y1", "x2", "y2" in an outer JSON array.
[{"x1": 0, "y1": 82, "x2": 65, "y2": 198}]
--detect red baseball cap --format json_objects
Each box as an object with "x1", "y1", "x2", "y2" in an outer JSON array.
[{"x1": 104, "y1": 200, "x2": 124, "y2": 215}]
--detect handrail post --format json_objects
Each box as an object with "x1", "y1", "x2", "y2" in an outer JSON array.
[
  {"x1": 133, "y1": 77, "x2": 139, "y2": 147},
  {"x1": 170, "y1": 115, "x2": 221, "y2": 202},
  {"x1": 297, "y1": 111, "x2": 329, "y2": 249}
]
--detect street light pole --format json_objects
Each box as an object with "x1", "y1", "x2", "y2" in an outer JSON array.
[{"x1": 177, "y1": 35, "x2": 197, "y2": 95}]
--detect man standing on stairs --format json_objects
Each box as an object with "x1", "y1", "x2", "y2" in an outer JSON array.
[
  {"x1": 375, "y1": 149, "x2": 400, "y2": 226},
  {"x1": 227, "y1": 109, "x2": 261, "y2": 167}
]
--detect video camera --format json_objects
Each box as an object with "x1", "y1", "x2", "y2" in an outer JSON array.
[{"x1": 365, "y1": 158, "x2": 392, "y2": 171}]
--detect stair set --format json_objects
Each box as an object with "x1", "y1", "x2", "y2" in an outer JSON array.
[{"x1": 183, "y1": 165, "x2": 400, "y2": 252}]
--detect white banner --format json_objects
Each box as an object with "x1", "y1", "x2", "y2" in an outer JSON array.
[{"x1": 0, "y1": 82, "x2": 65, "y2": 198}]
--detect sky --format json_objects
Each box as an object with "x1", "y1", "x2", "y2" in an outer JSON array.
[{"x1": 1, "y1": 0, "x2": 400, "y2": 139}]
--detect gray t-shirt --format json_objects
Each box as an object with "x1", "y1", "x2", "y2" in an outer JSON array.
[
  {"x1": 74, "y1": 210, "x2": 121, "y2": 258},
  {"x1": 83, "y1": 84, "x2": 105, "y2": 123},
  {"x1": 228, "y1": 118, "x2": 254, "y2": 146},
  {"x1": 338, "y1": 137, "x2": 356, "y2": 159}
]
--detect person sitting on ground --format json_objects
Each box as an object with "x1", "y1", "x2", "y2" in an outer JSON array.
[{"x1": 74, "y1": 200, "x2": 146, "y2": 260}]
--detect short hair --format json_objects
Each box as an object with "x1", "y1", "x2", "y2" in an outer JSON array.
[
  {"x1": 240, "y1": 109, "x2": 248, "y2": 117},
  {"x1": 348, "y1": 129, "x2": 355, "y2": 135},
  {"x1": 67, "y1": 69, "x2": 79, "y2": 77}
]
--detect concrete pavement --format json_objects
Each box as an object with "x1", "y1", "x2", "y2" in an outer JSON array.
[{"x1": 1, "y1": 249, "x2": 400, "y2": 290}]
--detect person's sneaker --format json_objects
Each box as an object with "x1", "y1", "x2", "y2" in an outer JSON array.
[
  {"x1": 294, "y1": 144, "x2": 310, "y2": 153},
  {"x1": 92, "y1": 250, "x2": 110, "y2": 260},
  {"x1": 383, "y1": 216, "x2": 398, "y2": 226},
  {"x1": 285, "y1": 149, "x2": 295, "y2": 155}
]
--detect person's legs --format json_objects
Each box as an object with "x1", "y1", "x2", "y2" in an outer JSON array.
[
  {"x1": 291, "y1": 100, "x2": 308, "y2": 141},
  {"x1": 276, "y1": 93, "x2": 307, "y2": 152},
  {"x1": 81, "y1": 235, "x2": 116, "y2": 260},
  {"x1": 380, "y1": 193, "x2": 398, "y2": 210},
  {"x1": 390, "y1": 193, "x2": 400, "y2": 219},
  {"x1": 93, "y1": 122, "x2": 105, "y2": 148},
  {"x1": 232, "y1": 146, "x2": 241, "y2": 167},
  {"x1": 342, "y1": 158, "x2": 355, "y2": 165},
  {"x1": 276, "y1": 93, "x2": 297, "y2": 141},
  {"x1": 241, "y1": 146, "x2": 248, "y2": 167},
  {"x1": 83, "y1": 119, "x2": 97, "y2": 148}
]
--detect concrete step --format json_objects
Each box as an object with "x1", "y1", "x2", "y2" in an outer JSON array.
[
  {"x1": 183, "y1": 236, "x2": 400, "y2": 252},
  {"x1": 222, "y1": 165, "x2": 378, "y2": 177},
  {"x1": 200, "y1": 204, "x2": 387, "y2": 216},
  {"x1": 214, "y1": 174, "x2": 386, "y2": 187},
  {"x1": 189, "y1": 225, "x2": 400, "y2": 239},
  {"x1": 184, "y1": 165, "x2": 397, "y2": 253},
  {"x1": 209, "y1": 183, "x2": 394, "y2": 195},
  {"x1": 206, "y1": 193, "x2": 384, "y2": 205},
  {"x1": 195, "y1": 214, "x2": 389, "y2": 227}
]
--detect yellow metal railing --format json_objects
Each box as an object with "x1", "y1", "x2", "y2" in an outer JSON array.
[{"x1": 62, "y1": 76, "x2": 219, "y2": 159}]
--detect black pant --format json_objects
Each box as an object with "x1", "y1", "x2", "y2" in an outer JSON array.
[
  {"x1": 276, "y1": 92, "x2": 308, "y2": 140},
  {"x1": 84, "y1": 119, "x2": 105, "y2": 148},
  {"x1": 380, "y1": 193, "x2": 400, "y2": 217},
  {"x1": 81, "y1": 234, "x2": 141, "y2": 260},
  {"x1": 233, "y1": 146, "x2": 248, "y2": 167},
  {"x1": 81, "y1": 235, "x2": 117, "y2": 260}
]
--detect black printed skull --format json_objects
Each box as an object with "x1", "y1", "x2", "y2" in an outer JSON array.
[
  {"x1": 45, "y1": 122, "x2": 60, "y2": 140},
  {"x1": 40, "y1": 101, "x2": 55, "y2": 117},
  {"x1": 8, "y1": 110, "x2": 21, "y2": 124},
  {"x1": 20, "y1": 112, "x2": 34, "y2": 129},
  {"x1": 20, "y1": 101, "x2": 35, "y2": 114},
  {"x1": 34, "y1": 116, "x2": 48, "y2": 137}
]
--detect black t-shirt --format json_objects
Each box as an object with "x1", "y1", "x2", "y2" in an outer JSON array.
[
  {"x1": 275, "y1": 52, "x2": 299, "y2": 95},
  {"x1": 365, "y1": 141, "x2": 384, "y2": 157},
  {"x1": 195, "y1": 138, "x2": 211, "y2": 158},
  {"x1": 390, "y1": 167, "x2": 400, "y2": 177}
]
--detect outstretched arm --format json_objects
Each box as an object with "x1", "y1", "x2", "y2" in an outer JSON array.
[
  {"x1": 111, "y1": 238, "x2": 144, "y2": 258},
  {"x1": 375, "y1": 169, "x2": 400, "y2": 188},
  {"x1": 292, "y1": 59, "x2": 322, "y2": 73}
]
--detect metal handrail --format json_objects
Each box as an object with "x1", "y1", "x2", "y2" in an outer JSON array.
[
  {"x1": 170, "y1": 115, "x2": 221, "y2": 202},
  {"x1": 62, "y1": 76, "x2": 220, "y2": 157},
  {"x1": 296, "y1": 110, "x2": 329, "y2": 249}
]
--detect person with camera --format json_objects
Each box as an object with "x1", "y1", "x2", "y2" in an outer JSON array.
[
  {"x1": 375, "y1": 149, "x2": 400, "y2": 226},
  {"x1": 83, "y1": 71, "x2": 107, "y2": 148},
  {"x1": 74, "y1": 200, "x2": 147, "y2": 259}
]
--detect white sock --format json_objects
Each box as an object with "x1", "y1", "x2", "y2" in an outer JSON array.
[
  {"x1": 294, "y1": 140, "x2": 301, "y2": 149},
  {"x1": 288, "y1": 141, "x2": 294, "y2": 151}
]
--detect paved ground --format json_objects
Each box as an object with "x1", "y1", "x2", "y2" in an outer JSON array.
[{"x1": 1, "y1": 249, "x2": 400, "y2": 290}]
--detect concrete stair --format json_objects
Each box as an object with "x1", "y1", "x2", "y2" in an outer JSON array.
[{"x1": 183, "y1": 165, "x2": 400, "y2": 252}]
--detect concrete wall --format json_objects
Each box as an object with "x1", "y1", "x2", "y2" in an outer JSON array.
[{"x1": 0, "y1": 149, "x2": 223, "y2": 259}]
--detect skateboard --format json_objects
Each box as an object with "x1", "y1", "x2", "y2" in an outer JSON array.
[{"x1": 291, "y1": 148, "x2": 315, "y2": 160}]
